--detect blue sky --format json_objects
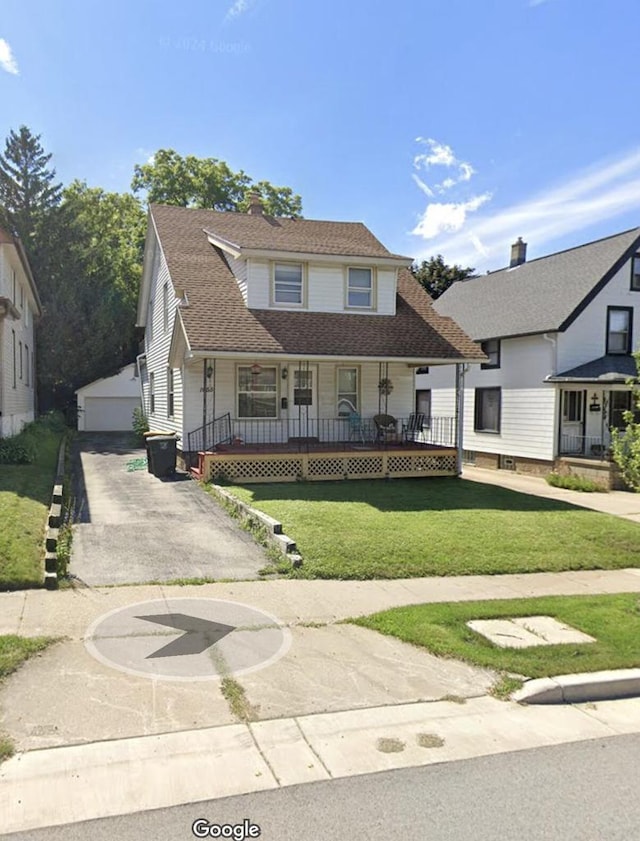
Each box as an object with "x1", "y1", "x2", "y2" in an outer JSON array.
[{"x1": 2, "y1": 0, "x2": 640, "y2": 272}]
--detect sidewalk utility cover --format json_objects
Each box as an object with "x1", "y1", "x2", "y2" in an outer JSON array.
[{"x1": 84, "y1": 598, "x2": 291, "y2": 681}]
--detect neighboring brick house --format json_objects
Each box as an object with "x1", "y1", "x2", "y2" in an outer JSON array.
[
  {"x1": 136, "y1": 197, "x2": 485, "y2": 483},
  {"x1": 0, "y1": 228, "x2": 41, "y2": 437},
  {"x1": 416, "y1": 229, "x2": 640, "y2": 485}
]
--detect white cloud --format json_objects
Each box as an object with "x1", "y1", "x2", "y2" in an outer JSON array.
[
  {"x1": 0, "y1": 38, "x2": 19, "y2": 75},
  {"x1": 413, "y1": 137, "x2": 476, "y2": 194},
  {"x1": 412, "y1": 194, "x2": 492, "y2": 239},
  {"x1": 411, "y1": 148, "x2": 640, "y2": 270},
  {"x1": 226, "y1": 0, "x2": 253, "y2": 19}
]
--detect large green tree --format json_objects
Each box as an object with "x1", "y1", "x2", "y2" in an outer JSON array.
[
  {"x1": 411, "y1": 254, "x2": 475, "y2": 300},
  {"x1": 0, "y1": 125, "x2": 62, "y2": 248},
  {"x1": 131, "y1": 148, "x2": 302, "y2": 217},
  {"x1": 34, "y1": 182, "x2": 146, "y2": 410}
]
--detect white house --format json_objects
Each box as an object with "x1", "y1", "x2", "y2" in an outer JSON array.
[
  {"x1": 0, "y1": 227, "x2": 41, "y2": 438},
  {"x1": 136, "y1": 196, "x2": 485, "y2": 483},
  {"x1": 416, "y1": 229, "x2": 640, "y2": 485},
  {"x1": 75, "y1": 363, "x2": 141, "y2": 432}
]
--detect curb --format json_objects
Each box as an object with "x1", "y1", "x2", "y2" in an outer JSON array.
[
  {"x1": 513, "y1": 668, "x2": 640, "y2": 704},
  {"x1": 211, "y1": 484, "x2": 303, "y2": 567},
  {"x1": 44, "y1": 439, "x2": 67, "y2": 590}
]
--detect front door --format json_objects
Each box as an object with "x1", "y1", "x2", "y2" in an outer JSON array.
[
  {"x1": 560, "y1": 389, "x2": 585, "y2": 453},
  {"x1": 289, "y1": 365, "x2": 318, "y2": 439}
]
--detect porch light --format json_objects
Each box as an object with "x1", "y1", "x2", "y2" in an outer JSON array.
[
  {"x1": 206, "y1": 365, "x2": 213, "y2": 379},
  {"x1": 281, "y1": 367, "x2": 288, "y2": 380},
  {"x1": 589, "y1": 393, "x2": 601, "y2": 412},
  {"x1": 251, "y1": 363, "x2": 262, "y2": 376}
]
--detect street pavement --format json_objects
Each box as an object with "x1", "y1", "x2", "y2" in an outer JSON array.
[{"x1": 4, "y1": 733, "x2": 640, "y2": 841}]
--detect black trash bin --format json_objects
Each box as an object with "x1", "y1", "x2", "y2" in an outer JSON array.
[
  {"x1": 143, "y1": 431, "x2": 164, "y2": 473},
  {"x1": 146, "y1": 435, "x2": 177, "y2": 477}
]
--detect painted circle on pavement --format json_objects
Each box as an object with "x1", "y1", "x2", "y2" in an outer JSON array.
[{"x1": 84, "y1": 598, "x2": 291, "y2": 682}]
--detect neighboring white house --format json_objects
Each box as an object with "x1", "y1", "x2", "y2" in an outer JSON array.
[
  {"x1": 75, "y1": 363, "x2": 141, "y2": 431},
  {"x1": 416, "y1": 229, "x2": 640, "y2": 483},
  {"x1": 136, "y1": 196, "x2": 485, "y2": 483},
  {"x1": 0, "y1": 227, "x2": 42, "y2": 438}
]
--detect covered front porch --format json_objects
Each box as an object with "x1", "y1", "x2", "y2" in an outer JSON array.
[
  {"x1": 182, "y1": 356, "x2": 463, "y2": 483},
  {"x1": 557, "y1": 387, "x2": 637, "y2": 461}
]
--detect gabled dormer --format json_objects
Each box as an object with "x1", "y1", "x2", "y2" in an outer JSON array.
[{"x1": 201, "y1": 194, "x2": 412, "y2": 316}]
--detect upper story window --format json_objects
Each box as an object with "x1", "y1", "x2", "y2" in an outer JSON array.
[
  {"x1": 346, "y1": 267, "x2": 373, "y2": 309},
  {"x1": 273, "y1": 263, "x2": 304, "y2": 306},
  {"x1": 480, "y1": 339, "x2": 500, "y2": 369},
  {"x1": 606, "y1": 307, "x2": 632, "y2": 354},
  {"x1": 631, "y1": 253, "x2": 640, "y2": 291}
]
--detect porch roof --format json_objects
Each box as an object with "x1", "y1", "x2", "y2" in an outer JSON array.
[
  {"x1": 151, "y1": 205, "x2": 486, "y2": 363},
  {"x1": 547, "y1": 354, "x2": 639, "y2": 383}
]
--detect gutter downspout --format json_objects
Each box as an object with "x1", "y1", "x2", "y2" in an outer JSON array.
[
  {"x1": 455, "y1": 363, "x2": 467, "y2": 475},
  {"x1": 136, "y1": 352, "x2": 147, "y2": 415}
]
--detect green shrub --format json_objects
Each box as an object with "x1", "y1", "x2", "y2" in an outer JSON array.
[
  {"x1": 546, "y1": 472, "x2": 608, "y2": 493},
  {"x1": 0, "y1": 438, "x2": 34, "y2": 464},
  {"x1": 132, "y1": 407, "x2": 149, "y2": 441}
]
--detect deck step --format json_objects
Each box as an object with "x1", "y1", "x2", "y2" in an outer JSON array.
[{"x1": 189, "y1": 466, "x2": 203, "y2": 480}]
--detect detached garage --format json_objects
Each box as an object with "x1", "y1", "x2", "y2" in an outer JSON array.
[{"x1": 76, "y1": 364, "x2": 142, "y2": 432}]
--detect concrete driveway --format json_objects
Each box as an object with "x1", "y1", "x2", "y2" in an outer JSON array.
[{"x1": 70, "y1": 434, "x2": 267, "y2": 585}]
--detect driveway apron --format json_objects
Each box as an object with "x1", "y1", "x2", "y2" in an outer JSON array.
[{"x1": 70, "y1": 434, "x2": 267, "y2": 585}]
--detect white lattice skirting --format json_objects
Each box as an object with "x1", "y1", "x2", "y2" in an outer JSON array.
[{"x1": 202, "y1": 450, "x2": 457, "y2": 483}]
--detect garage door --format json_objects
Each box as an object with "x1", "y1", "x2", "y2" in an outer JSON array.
[{"x1": 83, "y1": 397, "x2": 141, "y2": 431}]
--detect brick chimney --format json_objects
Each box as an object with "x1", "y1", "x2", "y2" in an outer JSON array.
[
  {"x1": 510, "y1": 237, "x2": 527, "y2": 267},
  {"x1": 246, "y1": 191, "x2": 264, "y2": 215}
]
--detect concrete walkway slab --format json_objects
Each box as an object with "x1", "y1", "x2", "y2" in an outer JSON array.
[
  {"x1": 240, "y1": 624, "x2": 494, "y2": 720},
  {"x1": 462, "y1": 465, "x2": 640, "y2": 522}
]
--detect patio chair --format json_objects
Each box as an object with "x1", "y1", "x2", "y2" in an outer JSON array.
[
  {"x1": 402, "y1": 412, "x2": 426, "y2": 445},
  {"x1": 338, "y1": 399, "x2": 367, "y2": 444},
  {"x1": 373, "y1": 413, "x2": 398, "y2": 443}
]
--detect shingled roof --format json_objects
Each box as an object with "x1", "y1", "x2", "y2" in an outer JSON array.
[
  {"x1": 548, "y1": 354, "x2": 639, "y2": 383},
  {"x1": 149, "y1": 204, "x2": 484, "y2": 361},
  {"x1": 434, "y1": 228, "x2": 640, "y2": 341}
]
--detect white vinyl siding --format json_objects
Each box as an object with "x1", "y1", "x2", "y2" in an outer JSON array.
[
  {"x1": 0, "y1": 245, "x2": 38, "y2": 437},
  {"x1": 557, "y1": 255, "x2": 640, "y2": 372},
  {"x1": 245, "y1": 259, "x2": 397, "y2": 315}
]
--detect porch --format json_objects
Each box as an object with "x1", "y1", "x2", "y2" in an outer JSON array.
[{"x1": 187, "y1": 415, "x2": 458, "y2": 483}]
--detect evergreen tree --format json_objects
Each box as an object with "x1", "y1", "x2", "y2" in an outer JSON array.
[
  {"x1": 411, "y1": 254, "x2": 475, "y2": 300},
  {"x1": 0, "y1": 125, "x2": 62, "y2": 247}
]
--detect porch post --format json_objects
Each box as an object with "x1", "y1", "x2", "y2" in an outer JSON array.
[
  {"x1": 202, "y1": 359, "x2": 207, "y2": 433},
  {"x1": 455, "y1": 363, "x2": 465, "y2": 475}
]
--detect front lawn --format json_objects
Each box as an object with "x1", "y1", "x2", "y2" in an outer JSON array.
[
  {"x1": 226, "y1": 478, "x2": 640, "y2": 579},
  {"x1": 353, "y1": 593, "x2": 640, "y2": 678},
  {"x1": 0, "y1": 426, "x2": 63, "y2": 589}
]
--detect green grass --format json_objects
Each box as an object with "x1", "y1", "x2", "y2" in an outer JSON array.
[
  {"x1": 353, "y1": 593, "x2": 640, "y2": 679},
  {"x1": 224, "y1": 478, "x2": 640, "y2": 579},
  {"x1": 0, "y1": 426, "x2": 63, "y2": 589},
  {"x1": 546, "y1": 472, "x2": 608, "y2": 493}
]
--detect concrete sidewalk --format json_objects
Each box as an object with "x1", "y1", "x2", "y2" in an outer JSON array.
[
  {"x1": 462, "y1": 465, "x2": 640, "y2": 522},
  {"x1": 2, "y1": 570, "x2": 640, "y2": 834}
]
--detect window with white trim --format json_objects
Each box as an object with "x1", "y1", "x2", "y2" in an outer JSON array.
[
  {"x1": 606, "y1": 307, "x2": 632, "y2": 354},
  {"x1": 149, "y1": 372, "x2": 155, "y2": 414},
  {"x1": 273, "y1": 263, "x2": 303, "y2": 306},
  {"x1": 632, "y1": 253, "x2": 640, "y2": 291},
  {"x1": 19, "y1": 341, "x2": 23, "y2": 380},
  {"x1": 347, "y1": 267, "x2": 373, "y2": 308},
  {"x1": 562, "y1": 390, "x2": 583, "y2": 423},
  {"x1": 167, "y1": 368, "x2": 174, "y2": 417},
  {"x1": 25, "y1": 345, "x2": 30, "y2": 386},
  {"x1": 237, "y1": 366, "x2": 278, "y2": 418},
  {"x1": 337, "y1": 367, "x2": 358, "y2": 415}
]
